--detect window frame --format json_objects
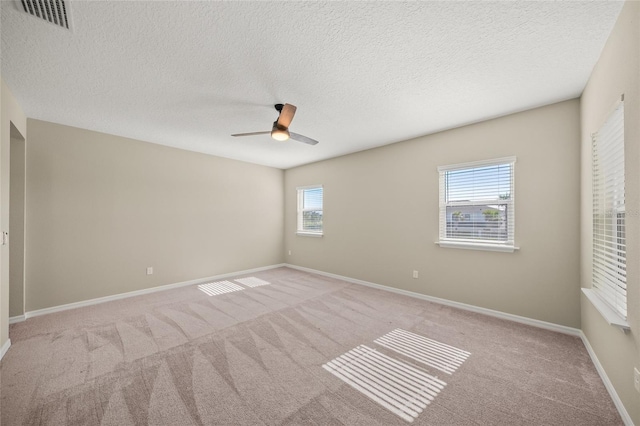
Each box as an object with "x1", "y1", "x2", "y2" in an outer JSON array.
[
  {"x1": 585, "y1": 97, "x2": 628, "y2": 329},
  {"x1": 437, "y1": 157, "x2": 517, "y2": 252},
  {"x1": 296, "y1": 185, "x2": 323, "y2": 237}
]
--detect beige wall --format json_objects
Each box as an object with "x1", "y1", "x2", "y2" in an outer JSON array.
[
  {"x1": 285, "y1": 99, "x2": 581, "y2": 328},
  {"x1": 0, "y1": 79, "x2": 27, "y2": 351},
  {"x1": 580, "y1": 1, "x2": 640, "y2": 423},
  {"x1": 5, "y1": 5, "x2": 638, "y2": 412},
  {"x1": 9, "y1": 134, "x2": 25, "y2": 317},
  {"x1": 25, "y1": 120, "x2": 284, "y2": 311}
]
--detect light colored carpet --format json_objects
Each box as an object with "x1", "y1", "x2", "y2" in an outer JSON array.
[{"x1": 1, "y1": 267, "x2": 622, "y2": 425}]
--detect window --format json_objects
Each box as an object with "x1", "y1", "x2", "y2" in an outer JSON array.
[
  {"x1": 297, "y1": 185, "x2": 323, "y2": 236},
  {"x1": 438, "y1": 157, "x2": 516, "y2": 251},
  {"x1": 591, "y1": 100, "x2": 626, "y2": 319}
]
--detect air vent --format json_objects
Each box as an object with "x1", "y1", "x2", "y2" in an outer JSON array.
[{"x1": 18, "y1": 0, "x2": 71, "y2": 30}]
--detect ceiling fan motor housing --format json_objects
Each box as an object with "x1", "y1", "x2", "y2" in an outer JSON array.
[
  {"x1": 271, "y1": 121, "x2": 290, "y2": 141},
  {"x1": 231, "y1": 103, "x2": 318, "y2": 145}
]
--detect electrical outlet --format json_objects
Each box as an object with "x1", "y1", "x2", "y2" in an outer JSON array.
[
  {"x1": 146, "y1": 267, "x2": 153, "y2": 275},
  {"x1": 634, "y1": 367, "x2": 640, "y2": 393},
  {"x1": 412, "y1": 270, "x2": 419, "y2": 279},
  {"x1": 288, "y1": 250, "x2": 292, "y2": 255}
]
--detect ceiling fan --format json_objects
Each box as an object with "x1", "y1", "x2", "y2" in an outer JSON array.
[{"x1": 231, "y1": 103, "x2": 319, "y2": 145}]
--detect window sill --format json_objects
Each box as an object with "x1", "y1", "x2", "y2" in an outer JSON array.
[
  {"x1": 582, "y1": 288, "x2": 629, "y2": 331},
  {"x1": 435, "y1": 241, "x2": 519, "y2": 253},
  {"x1": 296, "y1": 232, "x2": 323, "y2": 238}
]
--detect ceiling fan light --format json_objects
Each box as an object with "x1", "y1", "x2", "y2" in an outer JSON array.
[{"x1": 271, "y1": 127, "x2": 290, "y2": 141}]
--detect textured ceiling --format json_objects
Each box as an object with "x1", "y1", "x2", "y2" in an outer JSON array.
[{"x1": 0, "y1": 1, "x2": 624, "y2": 169}]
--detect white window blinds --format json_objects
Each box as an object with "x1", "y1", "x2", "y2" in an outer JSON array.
[
  {"x1": 438, "y1": 157, "x2": 515, "y2": 248},
  {"x1": 592, "y1": 101, "x2": 626, "y2": 318},
  {"x1": 297, "y1": 185, "x2": 323, "y2": 235}
]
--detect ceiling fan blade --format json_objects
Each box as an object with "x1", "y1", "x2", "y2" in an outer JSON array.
[
  {"x1": 231, "y1": 131, "x2": 271, "y2": 137},
  {"x1": 290, "y1": 132, "x2": 319, "y2": 145},
  {"x1": 277, "y1": 103, "x2": 297, "y2": 128}
]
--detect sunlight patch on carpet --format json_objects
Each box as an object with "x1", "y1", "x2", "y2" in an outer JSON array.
[
  {"x1": 375, "y1": 329, "x2": 470, "y2": 375},
  {"x1": 323, "y1": 345, "x2": 446, "y2": 423},
  {"x1": 198, "y1": 281, "x2": 244, "y2": 296},
  {"x1": 235, "y1": 277, "x2": 271, "y2": 288}
]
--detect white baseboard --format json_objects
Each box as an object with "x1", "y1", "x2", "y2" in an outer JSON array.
[
  {"x1": 579, "y1": 332, "x2": 633, "y2": 426},
  {"x1": 5, "y1": 262, "x2": 631, "y2": 423},
  {"x1": 284, "y1": 264, "x2": 581, "y2": 336},
  {"x1": 0, "y1": 338, "x2": 11, "y2": 361},
  {"x1": 285, "y1": 264, "x2": 639, "y2": 423},
  {"x1": 9, "y1": 315, "x2": 25, "y2": 324},
  {"x1": 16, "y1": 264, "x2": 286, "y2": 321}
]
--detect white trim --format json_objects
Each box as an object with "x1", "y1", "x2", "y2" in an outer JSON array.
[
  {"x1": 9, "y1": 315, "x2": 26, "y2": 324},
  {"x1": 591, "y1": 99, "x2": 627, "y2": 318},
  {"x1": 297, "y1": 185, "x2": 323, "y2": 235},
  {"x1": 284, "y1": 264, "x2": 580, "y2": 336},
  {"x1": 285, "y1": 266, "x2": 636, "y2": 424},
  {"x1": 581, "y1": 288, "x2": 629, "y2": 331},
  {"x1": 579, "y1": 331, "x2": 633, "y2": 426},
  {"x1": 438, "y1": 157, "x2": 516, "y2": 247},
  {"x1": 16, "y1": 264, "x2": 286, "y2": 321},
  {"x1": 296, "y1": 184, "x2": 323, "y2": 191},
  {"x1": 435, "y1": 241, "x2": 519, "y2": 253},
  {"x1": 437, "y1": 156, "x2": 517, "y2": 172},
  {"x1": 296, "y1": 232, "x2": 323, "y2": 238},
  {"x1": 0, "y1": 339, "x2": 11, "y2": 361}
]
